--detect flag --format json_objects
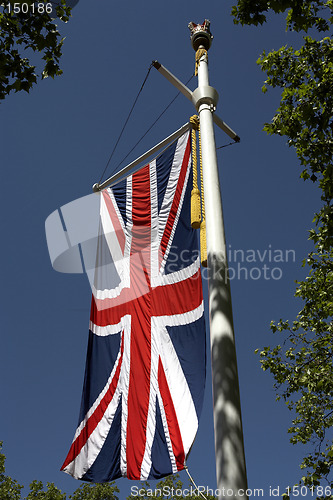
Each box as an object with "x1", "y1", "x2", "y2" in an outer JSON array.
[{"x1": 61, "y1": 130, "x2": 206, "y2": 482}]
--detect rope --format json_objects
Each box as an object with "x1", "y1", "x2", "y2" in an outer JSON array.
[
  {"x1": 190, "y1": 115, "x2": 201, "y2": 229},
  {"x1": 217, "y1": 140, "x2": 240, "y2": 150},
  {"x1": 195, "y1": 48, "x2": 207, "y2": 76},
  {"x1": 107, "y1": 74, "x2": 195, "y2": 178},
  {"x1": 184, "y1": 465, "x2": 208, "y2": 500},
  {"x1": 198, "y1": 124, "x2": 205, "y2": 222},
  {"x1": 189, "y1": 115, "x2": 207, "y2": 266},
  {"x1": 198, "y1": 121, "x2": 207, "y2": 267},
  {"x1": 190, "y1": 116, "x2": 199, "y2": 187},
  {"x1": 98, "y1": 62, "x2": 154, "y2": 183}
]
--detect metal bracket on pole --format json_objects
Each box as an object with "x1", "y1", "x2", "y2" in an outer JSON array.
[
  {"x1": 92, "y1": 122, "x2": 191, "y2": 192},
  {"x1": 152, "y1": 60, "x2": 240, "y2": 142}
]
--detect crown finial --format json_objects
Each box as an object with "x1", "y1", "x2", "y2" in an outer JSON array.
[{"x1": 188, "y1": 20, "x2": 213, "y2": 51}]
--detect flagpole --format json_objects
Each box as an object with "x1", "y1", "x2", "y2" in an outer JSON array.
[{"x1": 189, "y1": 21, "x2": 248, "y2": 499}]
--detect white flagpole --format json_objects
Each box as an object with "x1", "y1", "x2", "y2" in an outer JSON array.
[{"x1": 188, "y1": 21, "x2": 248, "y2": 499}]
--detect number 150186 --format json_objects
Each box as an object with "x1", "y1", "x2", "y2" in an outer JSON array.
[
  {"x1": 5, "y1": 3, "x2": 53, "y2": 14},
  {"x1": 285, "y1": 485, "x2": 333, "y2": 497}
]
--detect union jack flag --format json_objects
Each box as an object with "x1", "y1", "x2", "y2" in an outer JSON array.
[{"x1": 61, "y1": 130, "x2": 206, "y2": 482}]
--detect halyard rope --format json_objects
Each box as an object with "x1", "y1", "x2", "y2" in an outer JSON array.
[
  {"x1": 184, "y1": 465, "x2": 208, "y2": 500},
  {"x1": 99, "y1": 66, "x2": 194, "y2": 183}
]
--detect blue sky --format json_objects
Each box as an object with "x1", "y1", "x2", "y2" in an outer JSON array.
[{"x1": 0, "y1": 1, "x2": 321, "y2": 498}]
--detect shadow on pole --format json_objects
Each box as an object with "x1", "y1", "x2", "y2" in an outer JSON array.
[{"x1": 208, "y1": 253, "x2": 248, "y2": 499}]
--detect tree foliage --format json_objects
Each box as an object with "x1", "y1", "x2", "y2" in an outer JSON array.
[
  {"x1": 259, "y1": 34, "x2": 333, "y2": 247},
  {"x1": 0, "y1": 441, "x2": 213, "y2": 499},
  {"x1": 25, "y1": 480, "x2": 67, "y2": 500},
  {"x1": 0, "y1": 441, "x2": 23, "y2": 500},
  {"x1": 0, "y1": 440, "x2": 121, "y2": 500},
  {"x1": 231, "y1": 0, "x2": 333, "y2": 496},
  {"x1": 68, "y1": 482, "x2": 119, "y2": 500},
  {"x1": 232, "y1": 0, "x2": 333, "y2": 32},
  {"x1": 0, "y1": 0, "x2": 71, "y2": 100}
]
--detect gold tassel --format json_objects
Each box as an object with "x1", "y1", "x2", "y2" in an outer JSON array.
[
  {"x1": 195, "y1": 48, "x2": 207, "y2": 76},
  {"x1": 198, "y1": 121, "x2": 208, "y2": 267},
  {"x1": 200, "y1": 219, "x2": 207, "y2": 268},
  {"x1": 191, "y1": 187, "x2": 201, "y2": 229},
  {"x1": 190, "y1": 116, "x2": 201, "y2": 229}
]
